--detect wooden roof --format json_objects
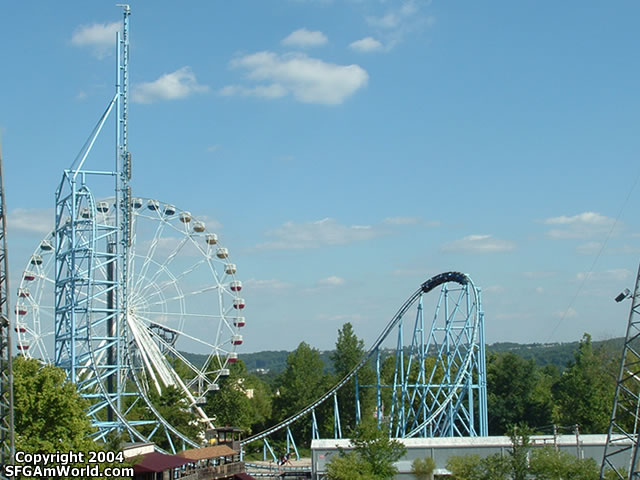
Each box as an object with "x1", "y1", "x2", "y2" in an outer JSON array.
[
  {"x1": 178, "y1": 445, "x2": 237, "y2": 461},
  {"x1": 133, "y1": 452, "x2": 191, "y2": 473}
]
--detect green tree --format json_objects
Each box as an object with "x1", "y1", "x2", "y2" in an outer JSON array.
[
  {"x1": 13, "y1": 356, "x2": 95, "y2": 452},
  {"x1": 326, "y1": 421, "x2": 406, "y2": 480},
  {"x1": 446, "y1": 455, "x2": 485, "y2": 480},
  {"x1": 529, "y1": 446, "x2": 599, "y2": 479},
  {"x1": 148, "y1": 385, "x2": 202, "y2": 450},
  {"x1": 13, "y1": 357, "x2": 131, "y2": 478},
  {"x1": 487, "y1": 352, "x2": 552, "y2": 434},
  {"x1": 326, "y1": 451, "x2": 374, "y2": 480},
  {"x1": 446, "y1": 453, "x2": 511, "y2": 480},
  {"x1": 508, "y1": 425, "x2": 531, "y2": 480},
  {"x1": 351, "y1": 421, "x2": 406, "y2": 479},
  {"x1": 274, "y1": 342, "x2": 332, "y2": 441},
  {"x1": 206, "y1": 361, "x2": 255, "y2": 432},
  {"x1": 411, "y1": 457, "x2": 436, "y2": 480},
  {"x1": 244, "y1": 371, "x2": 273, "y2": 433},
  {"x1": 553, "y1": 333, "x2": 615, "y2": 433},
  {"x1": 331, "y1": 323, "x2": 375, "y2": 432}
]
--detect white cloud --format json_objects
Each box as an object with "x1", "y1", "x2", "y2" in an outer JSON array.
[
  {"x1": 7, "y1": 208, "x2": 53, "y2": 235},
  {"x1": 576, "y1": 269, "x2": 632, "y2": 283},
  {"x1": 383, "y1": 216, "x2": 439, "y2": 227},
  {"x1": 222, "y1": 52, "x2": 368, "y2": 105},
  {"x1": 282, "y1": 28, "x2": 328, "y2": 48},
  {"x1": 256, "y1": 218, "x2": 379, "y2": 250},
  {"x1": 441, "y1": 234, "x2": 516, "y2": 254},
  {"x1": 535, "y1": 287, "x2": 544, "y2": 294},
  {"x1": 206, "y1": 145, "x2": 220, "y2": 153},
  {"x1": 367, "y1": 12, "x2": 401, "y2": 29},
  {"x1": 383, "y1": 216, "x2": 420, "y2": 225},
  {"x1": 132, "y1": 67, "x2": 209, "y2": 104},
  {"x1": 71, "y1": 21, "x2": 120, "y2": 59},
  {"x1": 350, "y1": 37, "x2": 383, "y2": 52},
  {"x1": 576, "y1": 241, "x2": 602, "y2": 255},
  {"x1": 365, "y1": 0, "x2": 434, "y2": 50},
  {"x1": 219, "y1": 84, "x2": 288, "y2": 99},
  {"x1": 244, "y1": 278, "x2": 293, "y2": 290},
  {"x1": 318, "y1": 275, "x2": 345, "y2": 287},
  {"x1": 543, "y1": 212, "x2": 617, "y2": 239}
]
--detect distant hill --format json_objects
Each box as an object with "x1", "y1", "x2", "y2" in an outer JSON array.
[{"x1": 181, "y1": 336, "x2": 627, "y2": 378}]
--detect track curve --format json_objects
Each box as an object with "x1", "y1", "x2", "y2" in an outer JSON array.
[{"x1": 241, "y1": 271, "x2": 480, "y2": 445}]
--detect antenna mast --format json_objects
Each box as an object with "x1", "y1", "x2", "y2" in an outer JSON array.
[{"x1": 0, "y1": 144, "x2": 14, "y2": 478}]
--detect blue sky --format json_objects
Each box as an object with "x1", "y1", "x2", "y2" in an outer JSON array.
[{"x1": 2, "y1": 1, "x2": 640, "y2": 353}]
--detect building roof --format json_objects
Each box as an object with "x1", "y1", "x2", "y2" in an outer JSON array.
[
  {"x1": 133, "y1": 452, "x2": 192, "y2": 473},
  {"x1": 234, "y1": 473, "x2": 257, "y2": 480},
  {"x1": 178, "y1": 445, "x2": 237, "y2": 461}
]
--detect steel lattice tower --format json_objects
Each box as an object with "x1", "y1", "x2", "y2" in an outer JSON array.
[
  {"x1": 54, "y1": 5, "x2": 138, "y2": 440},
  {"x1": 601, "y1": 263, "x2": 640, "y2": 479},
  {"x1": 0, "y1": 145, "x2": 14, "y2": 478}
]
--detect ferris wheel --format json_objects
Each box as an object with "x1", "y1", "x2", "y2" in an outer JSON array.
[{"x1": 14, "y1": 197, "x2": 245, "y2": 438}]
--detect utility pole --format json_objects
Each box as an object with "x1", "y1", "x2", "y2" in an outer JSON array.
[{"x1": 600, "y1": 263, "x2": 640, "y2": 479}]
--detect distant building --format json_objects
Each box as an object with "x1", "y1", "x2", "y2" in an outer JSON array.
[{"x1": 311, "y1": 434, "x2": 625, "y2": 479}]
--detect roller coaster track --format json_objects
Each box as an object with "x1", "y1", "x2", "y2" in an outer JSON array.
[{"x1": 242, "y1": 272, "x2": 486, "y2": 446}]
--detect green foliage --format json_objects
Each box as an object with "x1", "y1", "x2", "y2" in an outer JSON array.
[
  {"x1": 446, "y1": 454, "x2": 485, "y2": 480},
  {"x1": 331, "y1": 323, "x2": 375, "y2": 432},
  {"x1": 529, "y1": 447, "x2": 600, "y2": 480},
  {"x1": 206, "y1": 361, "x2": 255, "y2": 432},
  {"x1": 205, "y1": 360, "x2": 273, "y2": 435},
  {"x1": 487, "y1": 353, "x2": 553, "y2": 434},
  {"x1": 412, "y1": 456, "x2": 436, "y2": 480},
  {"x1": 13, "y1": 356, "x2": 95, "y2": 452},
  {"x1": 326, "y1": 421, "x2": 405, "y2": 480},
  {"x1": 326, "y1": 451, "x2": 374, "y2": 480},
  {"x1": 351, "y1": 421, "x2": 406, "y2": 479},
  {"x1": 13, "y1": 357, "x2": 131, "y2": 478},
  {"x1": 552, "y1": 333, "x2": 616, "y2": 433},
  {"x1": 274, "y1": 341, "x2": 333, "y2": 441},
  {"x1": 508, "y1": 425, "x2": 531, "y2": 480},
  {"x1": 147, "y1": 385, "x2": 202, "y2": 450}
]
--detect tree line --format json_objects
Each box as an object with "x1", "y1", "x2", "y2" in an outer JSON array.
[{"x1": 9, "y1": 324, "x2": 626, "y2": 475}]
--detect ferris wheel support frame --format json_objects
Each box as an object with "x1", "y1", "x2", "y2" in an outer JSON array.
[
  {"x1": 53, "y1": 5, "x2": 134, "y2": 439},
  {"x1": 0, "y1": 144, "x2": 15, "y2": 479}
]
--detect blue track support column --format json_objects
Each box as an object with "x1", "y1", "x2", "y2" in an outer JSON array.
[
  {"x1": 376, "y1": 348, "x2": 382, "y2": 427},
  {"x1": 263, "y1": 438, "x2": 276, "y2": 463},
  {"x1": 286, "y1": 427, "x2": 299, "y2": 459},
  {"x1": 312, "y1": 409, "x2": 319, "y2": 440},
  {"x1": 478, "y1": 291, "x2": 488, "y2": 436},
  {"x1": 333, "y1": 393, "x2": 342, "y2": 439},
  {"x1": 355, "y1": 373, "x2": 361, "y2": 425}
]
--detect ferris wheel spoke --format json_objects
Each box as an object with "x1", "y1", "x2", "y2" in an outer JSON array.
[
  {"x1": 141, "y1": 309, "x2": 232, "y2": 322},
  {"x1": 134, "y1": 311, "x2": 227, "y2": 351},
  {"x1": 136, "y1": 234, "x2": 191, "y2": 293},
  {"x1": 143, "y1": 284, "x2": 223, "y2": 308},
  {"x1": 145, "y1": 325, "x2": 216, "y2": 385},
  {"x1": 131, "y1": 215, "x2": 169, "y2": 294}
]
